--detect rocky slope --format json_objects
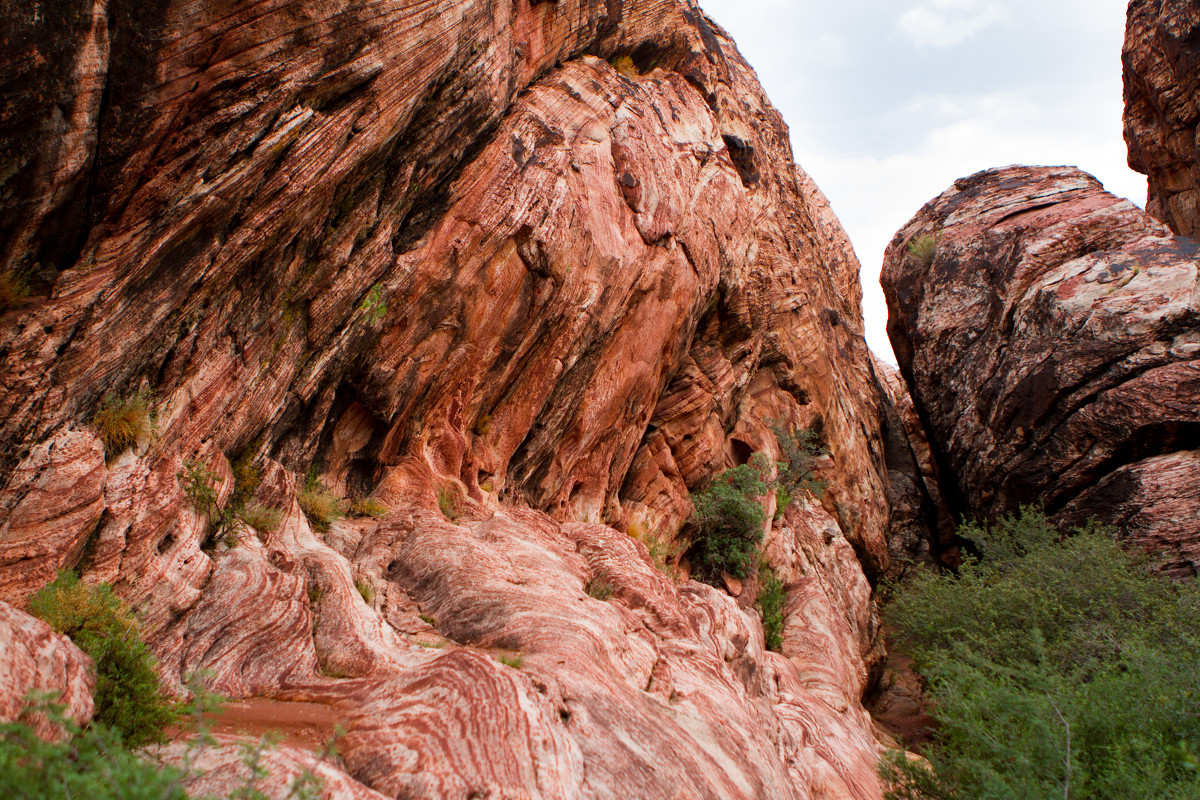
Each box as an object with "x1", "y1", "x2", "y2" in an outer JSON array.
[
  {"x1": 882, "y1": 165, "x2": 1200, "y2": 577},
  {"x1": 0, "y1": 0, "x2": 898, "y2": 797},
  {"x1": 1124, "y1": 0, "x2": 1200, "y2": 237}
]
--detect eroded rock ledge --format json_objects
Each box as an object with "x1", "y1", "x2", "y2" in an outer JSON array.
[{"x1": 882, "y1": 165, "x2": 1200, "y2": 577}]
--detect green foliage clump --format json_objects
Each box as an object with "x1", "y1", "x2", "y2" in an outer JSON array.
[
  {"x1": 586, "y1": 576, "x2": 614, "y2": 601},
  {"x1": 92, "y1": 390, "x2": 154, "y2": 457},
  {"x1": 0, "y1": 705, "x2": 188, "y2": 799},
  {"x1": 179, "y1": 459, "x2": 221, "y2": 517},
  {"x1": 360, "y1": 282, "x2": 386, "y2": 323},
  {"x1": 437, "y1": 484, "x2": 460, "y2": 521},
  {"x1": 907, "y1": 234, "x2": 937, "y2": 267},
  {"x1": 771, "y1": 422, "x2": 826, "y2": 501},
  {"x1": 881, "y1": 508, "x2": 1200, "y2": 800},
  {"x1": 690, "y1": 456, "x2": 770, "y2": 580},
  {"x1": 497, "y1": 653, "x2": 524, "y2": 669},
  {"x1": 0, "y1": 271, "x2": 28, "y2": 313},
  {"x1": 297, "y1": 475, "x2": 346, "y2": 533},
  {"x1": 27, "y1": 572, "x2": 179, "y2": 748},
  {"x1": 355, "y1": 579, "x2": 375, "y2": 604},
  {"x1": 756, "y1": 567, "x2": 786, "y2": 652}
]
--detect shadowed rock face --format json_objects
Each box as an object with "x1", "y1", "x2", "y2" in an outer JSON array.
[
  {"x1": 0, "y1": 0, "x2": 893, "y2": 797},
  {"x1": 1124, "y1": 0, "x2": 1200, "y2": 237},
  {"x1": 882, "y1": 165, "x2": 1200, "y2": 577}
]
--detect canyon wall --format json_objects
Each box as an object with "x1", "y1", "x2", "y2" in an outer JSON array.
[{"x1": 0, "y1": 0, "x2": 899, "y2": 797}]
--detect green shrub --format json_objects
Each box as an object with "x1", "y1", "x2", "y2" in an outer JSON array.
[
  {"x1": 907, "y1": 234, "x2": 937, "y2": 267},
  {"x1": 756, "y1": 567, "x2": 786, "y2": 652},
  {"x1": 770, "y1": 421, "x2": 826, "y2": 500},
  {"x1": 237, "y1": 502, "x2": 284, "y2": 533},
  {"x1": 92, "y1": 390, "x2": 154, "y2": 457},
  {"x1": 360, "y1": 282, "x2": 386, "y2": 323},
  {"x1": 882, "y1": 508, "x2": 1200, "y2": 800},
  {"x1": 0, "y1": 706, "x2": 187, "y2": 799},
  {"x1": 27, "y1": 572, "x2": 179, "y2": 747},
  {"x1": 297, "y1": 475, "x2": 346, "y2": 532},
  {"x1": 497, "y1": 654, "x2": 524, "y2": 669},
  {"x1": 586, "y1": 576, "x2": 614, "y2": 601},
  {"x1": 0, "y1": 271, "x2": 28, "y2": 313},
  {"x1": 690, "y1": 457, "x2": 771, "y2": 581},
  {"x1": 179, "y1": 459, "x2": 221, "y2": 517}
]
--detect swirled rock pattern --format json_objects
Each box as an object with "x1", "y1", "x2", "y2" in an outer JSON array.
[
  {"x1": 0, "y1": 601, "x2": 95, "y2": 739},
  {"x1": 0, "y1": 0, "x2": 895, "y2": 795},
  {"x1": 1124, "y1": 0, "x2": 1200, "y2": 237},
  {"x1": 882, "y1": 165, "x2": 1200, "y2": 576}
]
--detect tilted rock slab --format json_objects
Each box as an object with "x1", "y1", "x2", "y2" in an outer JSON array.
[
  {"x1": 0, "y1": 0, "x2": 895, "y2": 795},
  {"x1": 1124, "y1": 0, "x2": 1200, "y2": 237},
  {"x1": 0, "y1": 601, "x2": 95, "y2": 739},
  {"x1": 882, "y1": 165, "x2": 1200, "y2": 576}
]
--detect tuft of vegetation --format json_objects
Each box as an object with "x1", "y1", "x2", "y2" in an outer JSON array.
[
  {"x1": 770, "y1": 422, "x2": 826, "y2": 501},
  {"x1": 436, "y1": 484, "x2": 460, "y2": 521},
  {"x1": 881, "y1": 507, "x2": 1200, "y2": 800},
  {"x1": 230, "y1": 455, "x2": 263, "y2": 506},
  {"x1": 689, "y1": 456, "x2": 771, "y2": 581},
  {"x1": 237, "y1": 501, "x2": 284, "y2": 534},
  {"x1": 756, "y1": 566, "x2": 786, "y2": 652},
  {"x1": 355, "y1": 579, "x2": 375, "y2": 604},
  {"x1": 297, "y1": 475, "x2": 346, "y2": 533},
  {"x1": 627, "y1": 522, "x2": 685, "y2": 581},
  {"x1": 360, "y1": 282, "x2": 386, "y2": 323},
  {"x1": 179, "y1": 459, "x2": 221, "y2": 517},
  {"x1": 610, "y1": 54, "x2": 639, "y2": 78},
  {"x1": 473, "y1": 414, "x2": 492, "y2": 436},
  {"x1": 27, "y1": 572, "x2": 179, "y2": 748},
  {"x1": 496, "y1": 653, "x2": 524, "y2": 669},
  {"x1": 586, "y1": 576, "x2": 614, "y2": 601},
  {"x1": 418, "y1": 613, "x2": 437, "y2": 627},
  {"x1": 0, "y1": 271, "x2": 28, "y2": 313},
  {"x1": 306, "y1": 584, "x2": 324, "y2": 606},
  {"x1": 415, "y1": 640, "x2": 445, "y2": 649},
  {"x1": 92, "y1": 390, "x2": 154, "y2": 457},
  {"x1": 349, "y1": 497, "x2": 390, "y2": 519},
  {"x1": 907, "y1": 234, "x2": 937, "y2": 267}
]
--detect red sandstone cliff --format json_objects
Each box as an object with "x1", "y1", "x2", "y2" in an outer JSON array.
[{"x1": 0, "y1": 1, "x2": 896, "y2": 797}]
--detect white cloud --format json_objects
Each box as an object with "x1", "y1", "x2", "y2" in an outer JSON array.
[{"x1": 897, "y1": 0, "x2": 1009, "y2": 48}]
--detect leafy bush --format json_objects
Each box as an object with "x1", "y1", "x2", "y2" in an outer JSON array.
[
  {"x1": 179, "y1": 459, "x2": 221, "y2": 517},
  {"x1": 770, "y1": 422, "x2": 826, "y2": 501},
  {"x1": 0, "y1": 706, "x2": 188, "y2": 799},
  {"x1": 93, "y1": 390, "x2": 154, "y2": 457},
  {"x1": 27, "y1": 572, "x2": 179, "y2": 747},
  {"x1": 881, "y1": 508, "x2": 1200, "y2": 800},
  {"x1": 690, "y1": 457, "x2": 770, "y2": 580},
  {"x1": 297, "y1": 475, "x2": 346, "y2": 532},
  {"x1": 756, "y1": 567, "x2": 786, "y2": 652}
]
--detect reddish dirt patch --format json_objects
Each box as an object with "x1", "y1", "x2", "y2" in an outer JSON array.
[{"x1": 204, "y1": 698, "x2": 344, "y2": 751}]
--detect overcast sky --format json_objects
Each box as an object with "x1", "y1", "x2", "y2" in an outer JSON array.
[{"x1": 697, "y1": 0, "x2": 1147, "y2": 361}]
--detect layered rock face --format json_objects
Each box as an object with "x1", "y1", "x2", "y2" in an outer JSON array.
[
  {"x1": 882, "y1": 165, "x2": 1200, "y2": 576},
  {"x1": 1124, "y1": 0, "x2": 1200, "y2": 237},
  {"x1": 1, "y1": 0, "x2": 894, "y2": 797}
]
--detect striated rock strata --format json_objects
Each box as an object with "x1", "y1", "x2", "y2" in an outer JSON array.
[
  {"x1": 1124, "y1": 0, "x2": 1200, "y2": 237},
  {"x1": 882, "y1": 165, "x2": 1200, "y2": 576},
  {"x1": 1, "y1": 0, "x2": 896, "y2": 797}
]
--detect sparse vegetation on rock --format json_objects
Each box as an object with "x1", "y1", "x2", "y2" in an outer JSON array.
[
  {"x1": 906, "y1": 234, "x2": 937, "y2": 266},
  {"x1": 92, "y1": 390, "x2": 154, "y2": 457},
  {"x1": 690, "y1": 456, "x2": 771, "y2": 581},
  {"x1": 756, "y1": 567, "x2": 786, "y2": 652},
  {"x1": 297, "y1": 476, "x2": 346, "y2": 533}
]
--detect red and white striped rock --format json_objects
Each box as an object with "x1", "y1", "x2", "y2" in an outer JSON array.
[{"x1": 0, "y1": 601, "x2": 95, "y2": 739}]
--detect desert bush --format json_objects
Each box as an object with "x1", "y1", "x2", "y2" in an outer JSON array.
[
  {"x1": 238, "y1": 501, "x2": 284, "y2": 533},
  {"x1": 770, "y1": 422, "x2": 826, "y2": 500},
  {"x1": 298, "y1": 475, "x2": 346, "y2": 532},
  {"x1": 93, "y1": 390, "x2": 154, "y2": 457},
  {"x1": 907, "y1": 234, "x2": 937, "y2": 267},
  {"x1": 179, "y1": 459, "x2": 221, "y2": 517},
  {"x1": 27, "y1": 572, "x2": 179, "y2": 748},
  {"x1": 0, "y1": 271, "x2": 28, "y2": 313},
  {"x1": 586, "y1": 576, "x2": 614, "y2": 601},
  {"x1": 690, "y1": 456, "x2": 770, "y2": 581},
  {"x1": 881, "y1": 507, "x2": 1200, "y2": 800},
  {"x1": 756, "y1": 567, "x2": 786, "y2": 652},
  {"x1": 349, "y1": 498, "x2": 389, "y2": 518}
]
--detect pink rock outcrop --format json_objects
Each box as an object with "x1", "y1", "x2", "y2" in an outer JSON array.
[
  {"x1": 0, "y1": 601, "x2": 95, "y2": 738},
  {"x1": 1124, "y1": 0, "x2": 1200, "y2": 236},
  {"x1": 0, "y1": 0, "x2": 897, "y2": 795},
  {"x1": 881, "y1": 165, "x2": 1200, "y2": 576}
]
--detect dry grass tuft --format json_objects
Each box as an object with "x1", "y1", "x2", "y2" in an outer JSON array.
[
  {"x1": 93, "y1": 390, "x2": 154, "y2": 457},
  {"x1": 298, "y1": 476, "x2": 346, "y2": 532}
]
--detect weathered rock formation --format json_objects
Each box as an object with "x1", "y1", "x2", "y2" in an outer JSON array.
[
  {"x1": 1124, "y1": 0, "x2": 1200, "y2": 237},
  {"x1": 0, "y1": 0, "x2": 897, "y2": 797},
  {"x1": 0, "y1": 601, "x2": 95, "y2": 738},
  {"x1": 882, "y1": 165, "x2": 1200, "y2": 576}
]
